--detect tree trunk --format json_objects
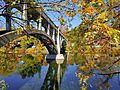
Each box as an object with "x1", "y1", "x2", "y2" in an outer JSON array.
[
  {"x1": 5, "y1": 2, "x2": 11, "y2": 31},
  {"x1": 6, "y1": 14, "x2": 11, "y2": 31}
]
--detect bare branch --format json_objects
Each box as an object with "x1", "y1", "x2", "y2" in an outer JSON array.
[{"x1": 96, "y1": 71, "x2": 120, "y2": 75}]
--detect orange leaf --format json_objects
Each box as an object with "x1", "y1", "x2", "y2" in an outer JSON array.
[
  {"x1": 65, "y1": 12, "x2": 69, "y2": 16},
  {"x1": 72, "y1": 0, "x2": 77, "y2": 3},
  {"x1": 82, "y1": 6, "x2": 97, "y2": 15}
]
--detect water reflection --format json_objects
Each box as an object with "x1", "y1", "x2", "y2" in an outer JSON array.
[
  {"x1": 0, "y1": 49, "x2": 67, "y2": 90},
  {"x1": 0, "y1": 47, "x2": 120, "y2": 90},
  {"x1": 74, "y1": 53, "x2": 120, "y2": 90},
  {"x1": 56, "y1": 58, "x2": 64, "y2": 90},
  {"x1": 0, "y1": 51, "x2": 19, "y2": 76},
  {"x1": 17, "y1": 54, "x2": 42, "y2": 79},
  {"x1": 17, "y1": 54, "x2": 66, "y2": 90},
  {"x1": 41, "y1": 56, "x2": 66, "y2": 90}
]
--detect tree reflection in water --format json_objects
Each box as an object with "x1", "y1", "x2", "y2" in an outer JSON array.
[
  {"x1": 1, "y1": 42, "x2": 120, "y2": 90},
  {"x1": 17, "y1": 53, "x2": 67, "y2": 90},
  {"x1": 74, "y1": 52, "x2": 120, "y2": 90},
  {"x1": 0, "y1": 50, "x2": 19, "y2": 76},
  {"x1": 17, "y1": 54, "x2": 42, "y2": 79},
  {"x1": 0, "y1": 45, "x2": 67, "y2": 90}
]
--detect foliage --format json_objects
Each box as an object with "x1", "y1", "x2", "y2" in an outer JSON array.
[
  {"x1": 64, "y1": 0, "x2": 120, "y2": 90},
  {"x1": 0, "y1": 0, "x2": 119, "y2": 30},
  {"x1": 0, "y1": 0, "x2": 120, "y2": 89},
  {"x1": 0, "y1": 35, "x2": 48, "y2": 76},
  {"x1": 0, "y1": 49, "x2": 19, "y2": 76},
  {"x1": 17, "y1": 54, "x2": 42, "y2": 78},
  {"x1": 0, "y1": 80, "x2": 8, "y2": 90},
  {"x1": 66, "y1": 0, "x2": 120, "y2": 58}
]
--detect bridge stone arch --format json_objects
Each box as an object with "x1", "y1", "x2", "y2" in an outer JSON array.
[{"x1": 0, "y1": 29, "x2": 58, "y2": 54}]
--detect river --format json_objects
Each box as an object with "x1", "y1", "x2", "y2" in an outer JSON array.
[{"x1": 0, "y1": 52, "x2": 120, "y2": 90}]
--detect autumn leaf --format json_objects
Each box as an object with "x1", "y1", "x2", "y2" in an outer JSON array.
[
  {"x1": 92, "y1": 25, "x2": 98, "y2": 29},
  {"x1": 59, "y1": 16, "x2": 66, "y2": 25},
  {"x1": 69, "y1": 11, "x2": 76, "y2": 17},
  {"x1": 97, "y1": 10, "x2": 106, "y2": 19},
  {"x1": 72, "y1": 0, "x2": 77, "y2": 3},
  {"x1": 81, "y1": 6, "x2": 97, "y2": 15},
  {"x1": 65, "y1": 11, "x2": 69, "y2": 16},
  {"x1": 78, "y1": 3, "x2": 82, "y2": 7},
  {"x1": 88, "y1": 60, "x2": 95, "y2": 68},
  {"x1": 12, "y1": 1, "x2": 16, "y2": 5},
  {"x1": 81, "y1": 1, "x2": 86, "y2": 6},
  {"x1": 80, "y1": 66, "x2": 89, "y2": 71},
  {"x1": 82, "y1": 85, "x2": 86, "y2": 90}
]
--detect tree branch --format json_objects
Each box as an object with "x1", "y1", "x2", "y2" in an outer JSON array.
[
  {"x1": 96, "y1": 71, "x2": 120, "y2": 75},
  {"x1": 108, "y1": 57, "x2": 120, "y2": 69}
]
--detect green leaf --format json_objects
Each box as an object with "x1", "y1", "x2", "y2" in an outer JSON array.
[{"x1": 12, "y1": 1, "x2": 16, "y2": 5}]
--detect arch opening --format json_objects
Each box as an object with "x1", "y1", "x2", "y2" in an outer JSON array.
[{"x1": 0, "y1": 30, "x2": 58, "y2": 54}]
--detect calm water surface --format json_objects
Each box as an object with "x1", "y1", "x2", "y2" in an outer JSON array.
[{"x1": 0, "y1": 53, "x2": 120, "y2": 90}]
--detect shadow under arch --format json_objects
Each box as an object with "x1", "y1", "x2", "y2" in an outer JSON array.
[
  {"x1": 0, "y1": 29, "x2": 58, "y2": 54},
  {"x1": 60, "y1": 39, "x2": 67, "y2": 54},
  {"x1": 29, "y1": 30, "x2": 58, "y2": 54}
]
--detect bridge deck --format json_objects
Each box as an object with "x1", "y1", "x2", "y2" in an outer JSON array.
[{"x1": 0, "y1": 30, "x2": 12, "y2": 35}]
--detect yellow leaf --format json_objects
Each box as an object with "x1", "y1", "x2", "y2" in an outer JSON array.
[
  {"x1": 82, "y1": 86, "x2": 87, "y2": 90},
  {"x1": 98, "y1": 2, "x2": 102, "y2": 6},
  {"x1": 81, "y1": 1, "x2": 86, "y2": 6},
  {"x1": 80, "y1": 78, "x2": 83, "y2": 82},
  {"x1": 90, "y1": 1, "x2": 96, "y2": 4},
  {"x1": 88, "y1": 60, "x2": 95, "y2": 68},
  {"x1": 70, "y1": 11, "x2": 76, "y2": 17},
  {"x1": 80, "y1": 66, "x2": 89, "y2": 71},
  {"x1": 37, "y1": 17, "x2": 43, "y2": 21},
  {"x1": 83, "y1": 76, "x2": 89, "y2": 83},
  {"x1": 97, "y1": 10, "x2": 106, "y2": 19},
  {"x1": 114, "y1": 35, "x2": 119, "y2": 46},
  {"x1": 78, "y1": 3, "x2": 81, "y2": 7},
  {"x1": 110, "y1": 0, "x2": 116, "y2": 3}
]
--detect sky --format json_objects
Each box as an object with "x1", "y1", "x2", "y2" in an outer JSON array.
[
  {"x1": 0, "y1": 0, "x2": 5, "y2": 29},
  {"x1": 46, "y1": 11, "x2": 81, "y2": 30},
  {"x1": 0, "y1": 0, "x2": 82, "y2": 30}
]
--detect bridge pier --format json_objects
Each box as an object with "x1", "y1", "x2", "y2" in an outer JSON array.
[
  {"x1": 52, "y1": 29, "x2": 55, "y2": 42},
  {"x1": 56, "y1": 28, "x2": 64, "y2": 60},
  {"x1": 45, "y1": 28, "x2": 64, "y2": 61},
  {"x1": 47, "y1": 24, "x2": 50, "y2": 35},
  {"x1": 23, "y1": 3, "x2": 28, "y2": 30},
  {"x1": 38, "y1": 14, "x2": 42, "y2": 30},
  {"x1": 57, "y1": 28, "x2": 60, "y2": 54}
]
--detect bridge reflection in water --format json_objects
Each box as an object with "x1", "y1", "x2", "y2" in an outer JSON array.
[
  {"x1": 41, "y1": 57, "x2": 65, "y2": 90},
  {"x1": 17, "y1": 54, "x2": 66, "y2": 90},
  {"x1": 0, "y1": 51, "x2": 67, "y2": 90}
]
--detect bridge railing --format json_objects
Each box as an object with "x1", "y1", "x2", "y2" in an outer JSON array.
[
  {"x1": 22, "y1": 3, "x2": 66, "y2": 44},
  {"x1": 35, "y1": 6, "x2": 66, "y2": 41}
]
